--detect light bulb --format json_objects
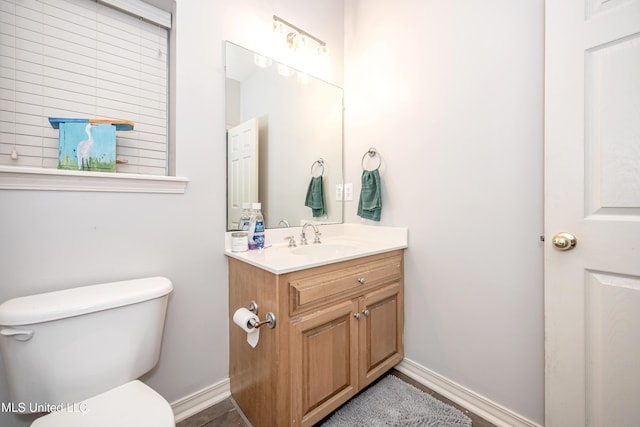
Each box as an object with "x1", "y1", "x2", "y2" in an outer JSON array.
[
  {"x1": 294, "y1": 34, "x2": 307, "y2": 51},
  {"x1": 278, "y1": 64, "x2": 293, "y2": 77},
  {"x1": 286, "y1": 32, "x2": 297, "y2": 50},
  {"x1": 254, "y1": 53, "x2": 272, "y2": 68},
  {"x1": 272, "y1": 20, "x2": 288, "y2": 44},
  {"x1": 272, "y1": 20, "x2": 284, "y2": 35},
  {"x1": 316, "y1": 45, "x2": 329, "y2": 58}
]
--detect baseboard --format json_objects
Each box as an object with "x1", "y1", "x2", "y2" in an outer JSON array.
[
  {"x1": 395, "y1": 358, "x2": 542, "y2": 427},
  {"x1": 170, "y1": 378, "x2": 231, "y2": 423}
]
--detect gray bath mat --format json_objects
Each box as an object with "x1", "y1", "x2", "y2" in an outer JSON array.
[{"x1": 321, "y1": 375, "x2": 472, "y2": 427}]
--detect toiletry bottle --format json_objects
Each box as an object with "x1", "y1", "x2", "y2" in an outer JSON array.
[
  {"x1": 238, "y1": 203, "x2": 252, "y2": 231},
  {"x1": 252, "y1": 202, "x2": 265, "y2": 249},
  {"x1": 247, "y1": 204, "x2": 257, "y2": 250}
]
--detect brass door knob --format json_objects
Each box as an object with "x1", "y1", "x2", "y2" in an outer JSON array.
[{"x1": 552, "y1": 232, "x2": 577, "y2": 251}]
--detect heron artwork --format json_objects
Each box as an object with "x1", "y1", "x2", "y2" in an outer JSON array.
[
  {"x1": 77, "y1": 123, "x2": 97, "y2": 170},
  {"x1": 54, "y1": 118, "x2": 126, "y2": 172}
]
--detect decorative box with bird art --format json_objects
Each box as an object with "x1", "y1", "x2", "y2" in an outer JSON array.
[{"x1": 50, "y1": 118, "x2": 134, "y2": 172}]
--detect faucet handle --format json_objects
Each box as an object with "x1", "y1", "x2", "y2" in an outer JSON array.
[{"x1": 284, "y1": 236, "x2": 297, "y2": 247}]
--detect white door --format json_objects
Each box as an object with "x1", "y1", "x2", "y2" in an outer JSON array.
[
  {"x1": 227, "y1": 118, "x2": 259, "y2": 229},
  {"x1": 545, "y1": 0, "x2": 640, "y2": 425}
]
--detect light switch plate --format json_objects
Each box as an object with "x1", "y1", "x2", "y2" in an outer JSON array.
[
  {"x1": 344, "y1": 183, "x2": 353, "y2": 201},
  {"x1": 335, "y1": 184, "x2": 343, "y2": 201}
]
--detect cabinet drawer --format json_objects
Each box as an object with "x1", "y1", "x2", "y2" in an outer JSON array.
[{"x1": 289, "y1": 252, "x2": 402, "y2": 315}]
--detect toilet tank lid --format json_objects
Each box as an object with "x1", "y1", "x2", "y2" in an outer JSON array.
[{"x1": 0, "y1": 277, "x2": 173, "y2": 326}]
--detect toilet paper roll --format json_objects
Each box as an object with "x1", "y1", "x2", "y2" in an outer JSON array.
[{"x1": 233, "y1": 307, "x2": 260, "y2": 348}]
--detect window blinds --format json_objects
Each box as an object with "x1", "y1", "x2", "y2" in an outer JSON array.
[{"x1": 0, "y1": 0, "x2": 170, "y2": 175}]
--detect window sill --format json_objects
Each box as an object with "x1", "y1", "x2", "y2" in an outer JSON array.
[{"x1": 0, "y1": 166, "x2": 188, "y2": 194}]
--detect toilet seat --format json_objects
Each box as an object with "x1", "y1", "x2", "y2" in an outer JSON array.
[{"x1": 31, "y1": 380, "x2": 175, "y2": 427}]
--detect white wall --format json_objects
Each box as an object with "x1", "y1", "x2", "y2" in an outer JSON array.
[
  {"x1": 344, "y1": 0, "x2": 544, "y2": 424},
  {"x1": 235, "y1": 64, "x2": 343, "y2": 228},
  {"x1": 0, "y1": 1, "x2": 344, "y2": 426}
]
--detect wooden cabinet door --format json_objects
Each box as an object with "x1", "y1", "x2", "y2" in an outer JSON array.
[
  {"x1": 291, "y1": 299, "x2": 359, "y2": 427},
  {"x1": 358, "y1": 281, "x2": 404, "y2": 388}
]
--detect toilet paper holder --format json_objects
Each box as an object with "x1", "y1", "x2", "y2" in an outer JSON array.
[{"x1": 247, "y1": 300, "x2": 276, "y2": 329}]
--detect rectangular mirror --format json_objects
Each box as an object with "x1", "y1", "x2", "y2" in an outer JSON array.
[{"x1": 225, "y1": 41, "x2": 344, "y2": 230}]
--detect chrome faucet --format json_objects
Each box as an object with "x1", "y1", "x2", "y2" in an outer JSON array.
[
  {"x1": 278, "y1": 219, "x2": 290, "y2": 228},
  {"x1": 300, "y1": 222, "x2": 322, "y2": 245}
]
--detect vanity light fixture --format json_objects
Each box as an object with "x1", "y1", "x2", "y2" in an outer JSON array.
[
  {"x1": 277, "y1": 63, "x2": 294, "y2": 77},
  {"x1": 254, "y1": 53, "x2": 273, "y2": 68},
  {"x1": 272, "y1": 15, "x2": 328, "y2": 58}
]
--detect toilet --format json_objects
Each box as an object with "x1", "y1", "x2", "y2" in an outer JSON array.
[{"x1": 0, "y1": 276, "x2": 175, "y2": 426}]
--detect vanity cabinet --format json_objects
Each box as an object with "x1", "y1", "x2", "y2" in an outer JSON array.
[{"x1": 228, "y1": 250, "x2": 404, "y2": 427}]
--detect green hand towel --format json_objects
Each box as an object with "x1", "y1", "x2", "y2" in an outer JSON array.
[
  {"x1": 357, "y1": 169, "x2": 382, "y2": 221},
  {"x1": 305, "y1": 176, "x2": 326, "y2": 217}
]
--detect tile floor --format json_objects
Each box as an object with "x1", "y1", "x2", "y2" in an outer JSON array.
[{"x1": 176, "y1": 369, "x2": 496, "y2": 427}]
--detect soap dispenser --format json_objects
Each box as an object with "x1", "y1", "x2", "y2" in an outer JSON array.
[{"x1": 238, "y1": 202, "x2": 252, "y2": 231}]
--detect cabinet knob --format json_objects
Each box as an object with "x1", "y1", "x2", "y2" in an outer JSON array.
[
  {"x1": 362, "y1": 309, "x2": 369, "y2": 317},
  {"x1": 353, "y1": 312, "x2": 361, "y2": 320},
  {"x1": 357, "y1": 277, "x2": 366, "y2": 284}
]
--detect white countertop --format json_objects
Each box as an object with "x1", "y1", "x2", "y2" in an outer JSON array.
[{"x1": 224, "y1": 223, "x2": 408, "y2": 274}]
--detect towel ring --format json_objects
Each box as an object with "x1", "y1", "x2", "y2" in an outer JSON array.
[
  {"x1": 361, "y1": 148, "x2": 382, "y2": 171},
  {"x1": 311, "y1": 159, "x2": 325, "y2": 177}
]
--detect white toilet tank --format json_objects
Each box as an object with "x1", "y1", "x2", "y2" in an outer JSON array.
[{"x1": 0, "y1": 277, "x2": 173, "y2": 412}]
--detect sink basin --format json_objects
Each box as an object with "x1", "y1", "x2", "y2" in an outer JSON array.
[{"x1": 291, "y1": 242, "x2": 364, "y2": 258}]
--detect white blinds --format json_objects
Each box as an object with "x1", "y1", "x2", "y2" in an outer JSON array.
[{"x1": 0, "y1": 0, "x2": 170, "y2": 175}]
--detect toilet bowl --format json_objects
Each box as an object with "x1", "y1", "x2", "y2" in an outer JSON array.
[{"x1": 0, "y1": 277, "x2": 175, "y2": 426}]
